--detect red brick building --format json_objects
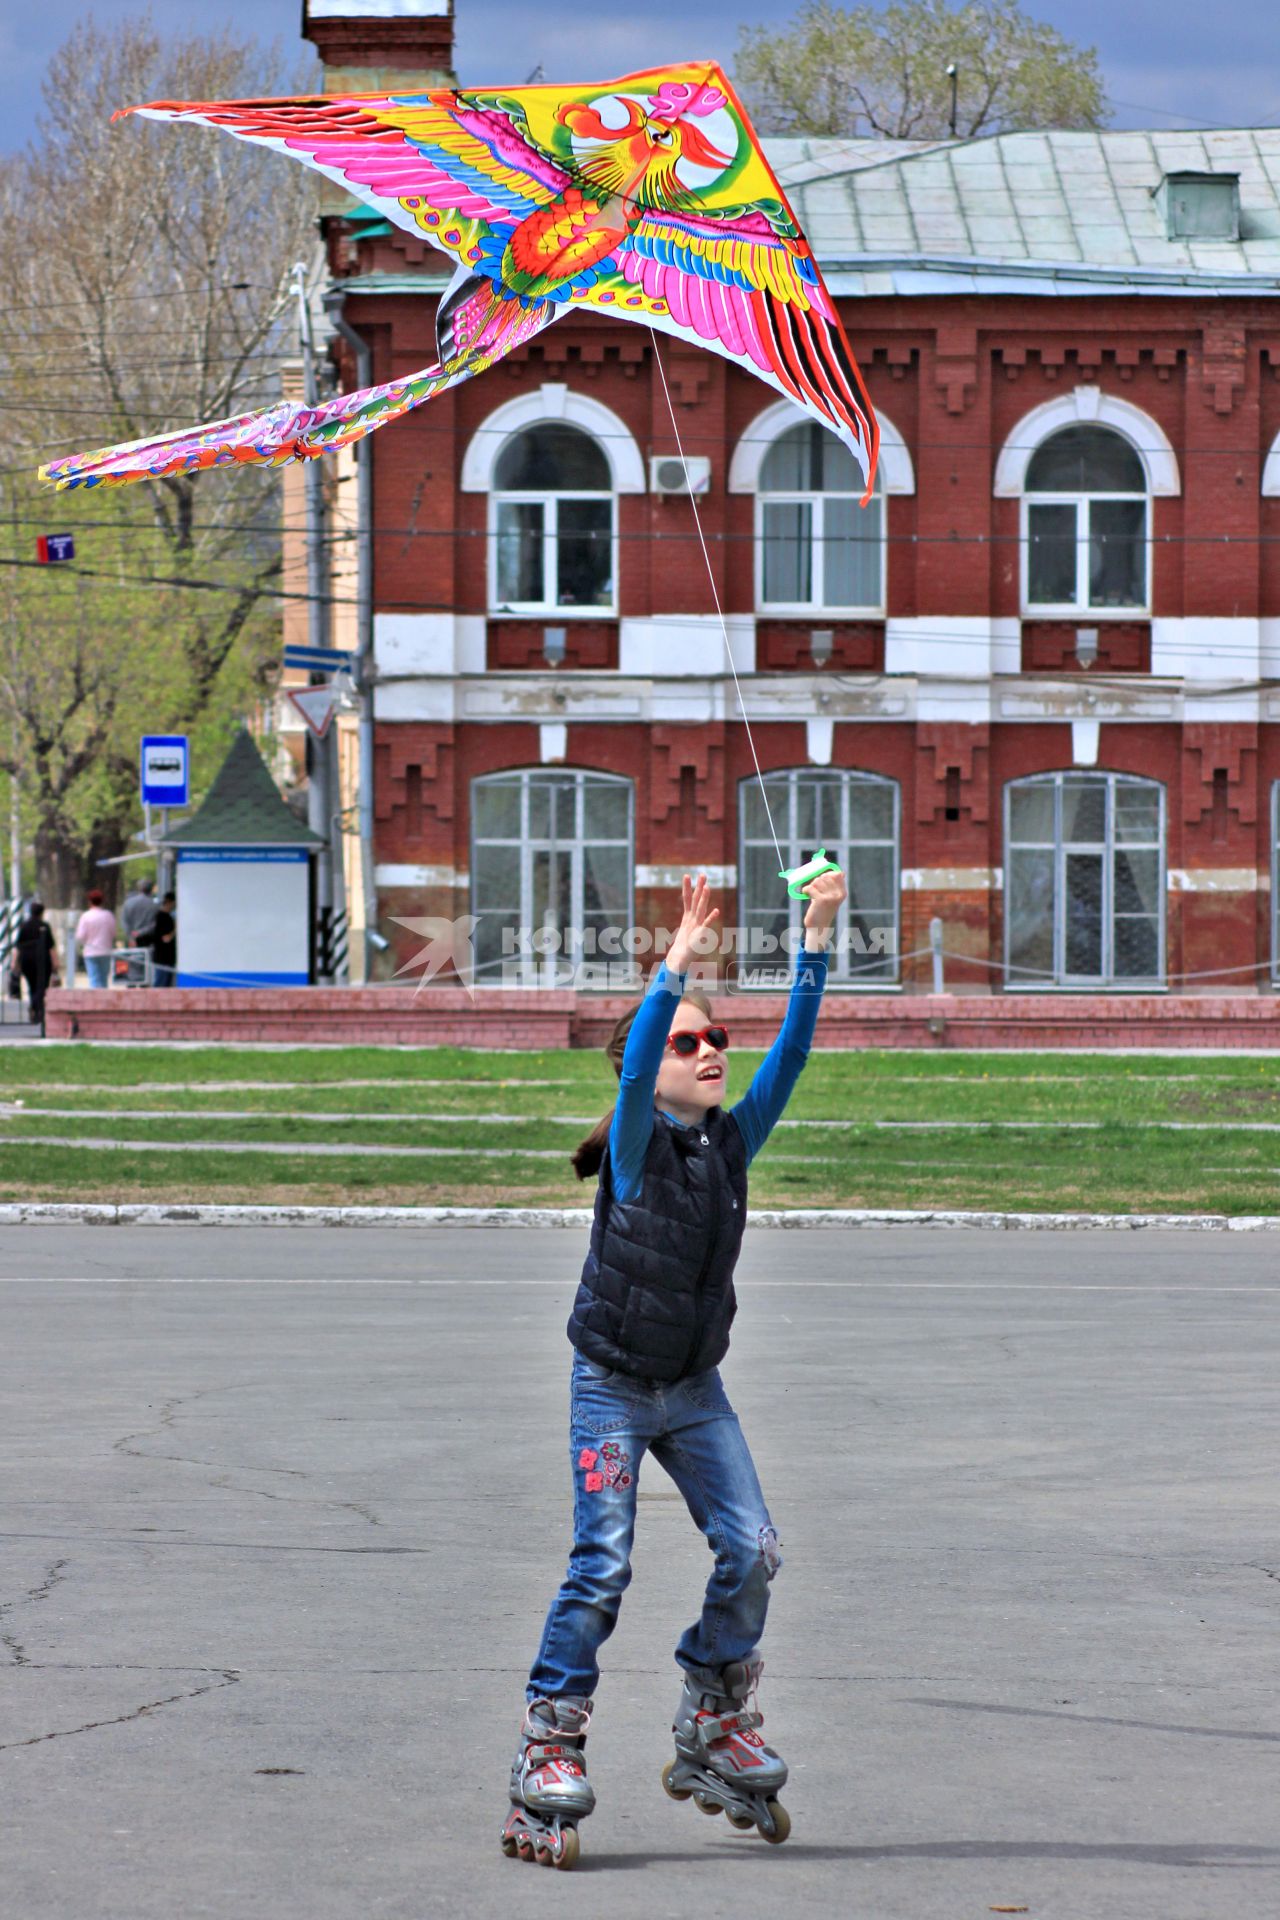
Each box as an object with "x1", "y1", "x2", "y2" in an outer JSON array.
[{"x1": 308, "y1": 3, "x2": 1280, "y2": 1003}]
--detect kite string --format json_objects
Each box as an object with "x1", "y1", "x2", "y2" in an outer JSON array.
[{"x1": 648, "y1": 325, "x2": 787, "y2": 877}]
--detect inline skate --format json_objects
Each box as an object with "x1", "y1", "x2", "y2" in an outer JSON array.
[
  {"x1": 661, "y1": 1656, "x2": 791, "y2": 1843},
  {"x1": 501, "y1": 1695, "x2": 595, "y2": 1869}
]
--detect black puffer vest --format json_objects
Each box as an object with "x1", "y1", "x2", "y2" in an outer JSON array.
[{"x1": 567, "y1": 1105, "x2": 749, "y2": 1383}]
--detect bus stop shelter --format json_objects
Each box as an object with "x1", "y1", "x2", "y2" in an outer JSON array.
[{"x1": 158, "y1": 731, "x2": 326, "y2": 987}]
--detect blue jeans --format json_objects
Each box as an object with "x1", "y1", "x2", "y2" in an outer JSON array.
[
  {"x1": 84, "y1": 954, "x2": 111, "y2": 989},
  {"x1": 527, "y1": 1352, "x2": 781, "y2": 1702}
]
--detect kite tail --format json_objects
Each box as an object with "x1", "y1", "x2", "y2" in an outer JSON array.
[
  {"x1": 37, "y1": 364, "x2": 459, "y2": 493},
  {"x1": 39, "y1": 277, "x2": 562, "y2": 493}
]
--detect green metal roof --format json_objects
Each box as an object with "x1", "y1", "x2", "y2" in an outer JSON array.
[
  {"x1": 161, "y1": 730, "x2": 326, "y2": 849},
  {"x1": 773, "y1": 127, "x2": 1280, "y2": 295},
  {"x1": 337, "y1": 126, "x2": 1280, "y2": 303}
]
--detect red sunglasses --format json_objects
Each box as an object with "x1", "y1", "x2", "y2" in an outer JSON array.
[{"x1": 665, "y1": 1024, "x2": 730, "y2": 1057}]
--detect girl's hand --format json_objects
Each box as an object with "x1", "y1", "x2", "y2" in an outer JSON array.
[
  {"x1": 802, "y1": 868, "x2": 846, "y2": 946},
  {"x1": 665, "y1": 871, "x2": 720, "y2": 975}
]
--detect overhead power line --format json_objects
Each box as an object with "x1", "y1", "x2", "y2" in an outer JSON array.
[
  {"x1": 0, "y1": 282, "x2": 277, "y2": 318},
  {"x1": 12, "y1": 514, "x2": 1280, "y2": 555},
  {"x1": 1101, "y1": 94, "x2": 1229, "y2": 129},
  {"x1": 0, "y1": 553, "x2": 355, "y2": 607}
]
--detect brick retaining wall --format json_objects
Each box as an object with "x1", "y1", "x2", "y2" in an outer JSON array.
[{"x1": 42, "y1": 986, "x2": 1280, "y2": 1049}]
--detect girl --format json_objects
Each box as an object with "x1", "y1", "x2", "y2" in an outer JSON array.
[{"x1": 503, "y1": 867, "x2": 846, "y2": 1868}]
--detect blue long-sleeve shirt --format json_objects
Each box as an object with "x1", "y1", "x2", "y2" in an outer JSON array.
[{"x1": 607, "y1": 945, "x2": 830, "y2": 1205}]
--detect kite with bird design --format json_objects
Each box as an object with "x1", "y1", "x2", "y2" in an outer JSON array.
[{"x1": 39, "y1": 61, "x2": 878, "y2": 497}]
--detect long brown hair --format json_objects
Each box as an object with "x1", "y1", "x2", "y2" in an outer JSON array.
[{"x1": 570, "y1": 984, "x2": 715, "y2": 1181}]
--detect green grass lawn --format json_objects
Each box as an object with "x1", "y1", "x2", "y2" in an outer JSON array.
[{"x1": 2, "y1": 1044, "x2": 1280, "y2": 1214}]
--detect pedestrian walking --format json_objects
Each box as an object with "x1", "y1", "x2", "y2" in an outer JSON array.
[
  {"x1": 75, "y1": 888, "x2": 117, "y2": 989},
  {"x1": 14, "y1": 901, "x2": 59, "y2": 1031},
  {"x1": 503, "y1": 867, "x2": 846, "y2": 1870},
  {"x1": 120, "y1": 877, "x2": 158, "y2": 983},
  {"x1": 150, "y1": 892, "x2": 177, "y2": 986}
]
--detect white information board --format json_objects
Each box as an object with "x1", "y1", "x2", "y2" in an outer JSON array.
[{"x1": 176, "y1": 849, "x2": 310, "y2": 986}]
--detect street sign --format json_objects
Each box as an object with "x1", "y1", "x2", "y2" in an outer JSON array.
[
  {"x1": 282, "y1": 644, "x2": 354, "y2": 676},
  {"x1": 287, "y1": 682, "x2": 340, "y2": 740},
  {"x1": 36, "y1": 533, "x2": 75, "y2": 564},
  {"x1": 141, "y1": 735, "x2": 189, "y2": 807}
]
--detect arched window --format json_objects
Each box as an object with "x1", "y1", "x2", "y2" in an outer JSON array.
[
  {"x1": 756, "y1": 423, "x2": 883, "y2": 613},
  {"x1": 1006, "y1": 772, "x2": 1164, "y2": 987},
  {"x1": 739, "y1": 769, "x2": 899, "y2": 986},
  {"x1": 471, "y1": 769, "x2": 633, "y2": 987},
  {"x1": 490, "y1": 424, "x2": 615, "y2": 614},
  {"x1": 1023, "y1": 425, "x2": 1149, "y2": 614}
]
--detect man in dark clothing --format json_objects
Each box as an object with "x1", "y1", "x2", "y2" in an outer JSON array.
[
  {"x1": 150, "y1": 893, "x2": 177, "y2": 986},
  {"x1": 15, "y1": 902, "x2": 58, "y2": 1029}
]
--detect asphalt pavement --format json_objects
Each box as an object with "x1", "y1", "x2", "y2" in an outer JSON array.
[{"x1": 1, "y1": 1224, "x2": 1277, "y2": 1920}]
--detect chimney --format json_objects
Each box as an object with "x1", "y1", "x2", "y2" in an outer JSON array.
[{"x1": 302, "y1": 1, "x2": 456, "y2": 90}]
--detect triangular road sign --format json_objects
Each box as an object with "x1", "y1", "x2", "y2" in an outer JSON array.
[{"x1": 287, "y1": 682, "x2": 340, "y2": 740}]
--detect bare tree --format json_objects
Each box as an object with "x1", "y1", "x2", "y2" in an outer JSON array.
[
  {"x1": 0, "y1": 16, "x2": 318, "y2": 901},
  {"x1": 735, "y1": 0, "x2": 1108, "y2": 141}
]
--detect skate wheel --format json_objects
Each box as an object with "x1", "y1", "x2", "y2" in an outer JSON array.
[
  {"x1": 516, "y1": 1838, "x2": 535, "y2": 1862},
  {"x1": 500, "y1": 1834, "x2": 518, "y2": 1856},
  {"x1": 696, "y1": 1794, "x2": 722, "y2": 1816},
  {"x1": 661, "y1": 1760, "x2": 692, "y2": 1802},
  {"x1": 727, "y1": 1811, "x2": 755, "y2": 1830},
  {"x1": 761, "y1": 1799, "x2": 792, "y2": 1845},
  {"x1": 552, "y1": 1826, "x2": 580, "y2": 1871}
]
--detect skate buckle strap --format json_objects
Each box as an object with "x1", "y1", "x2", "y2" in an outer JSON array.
[
  {"x1": 526, "y1": 1740, "x2": 581, "y2": 1771},
  {"x1": 697, "y1": 1706, "x2": 761, "y2": 1749}
]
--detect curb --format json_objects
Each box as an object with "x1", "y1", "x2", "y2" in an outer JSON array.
[{"x1": 0, "y1": 1202, "x2": 1278, "y2": 1231}]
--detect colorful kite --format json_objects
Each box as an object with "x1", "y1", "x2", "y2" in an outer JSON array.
[{"x1": 40, "y1": 62, "x2": 878, "y2": 497}]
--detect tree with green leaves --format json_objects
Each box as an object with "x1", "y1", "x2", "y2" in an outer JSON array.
[
  {"x1": 735, "y1": 0, "x2": 1108, "y2": 140},
  {"x1": 0, "y1": 16, "x2": 318, "y2": 905}
]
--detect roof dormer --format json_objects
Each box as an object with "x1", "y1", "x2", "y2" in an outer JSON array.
[{"x1": 1155, "y1": 171, "x2": 1240, "y2": 241}]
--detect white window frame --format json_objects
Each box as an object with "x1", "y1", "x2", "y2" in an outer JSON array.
[
  {"x1": 1020, "y1": 455, "x2": 1151, "y2": 618},
  {"x1": 731, "y1": 401, "x2": 915, "y2": 621},
  {"x1": 488, "y1": 428, "x2": 617, "y2": 619},
  {"x1": 994, "y1": 389, "x2": 1180, "y2": 623},
  {"x1": 1005, "y1": 771, "x2": 1166, "y2": 990},
  {"x1": 754, "y1": 429, "x2": 885, "y2": 617},
  {"x1": 737, "y1": 767, "x2": 900, "y2": 989},
  {"x1": 470, "y1": 768, "x2": 634, "y2": 989}
]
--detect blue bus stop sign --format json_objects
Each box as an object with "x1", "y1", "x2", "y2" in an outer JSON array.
[{"x1": 141, "y1": 735, "x2": 189, "y2": 808}]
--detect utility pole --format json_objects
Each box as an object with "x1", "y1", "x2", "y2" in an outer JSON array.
[
  {"x1": 293, "y1": 261, "x2": 343, "y2": 978},
  {"x1": 326, "y1": 293, "x2": 382, "y2": 985},
  {"x1": 5, "y1": 482, "x2": 21, "y2": 907}
]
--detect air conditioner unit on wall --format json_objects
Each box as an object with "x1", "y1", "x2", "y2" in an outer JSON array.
[{"x1": 650, "y1": 454, "x2": 711, "y2": 497}]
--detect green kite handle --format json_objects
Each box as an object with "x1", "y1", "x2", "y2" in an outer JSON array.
[{"x1": 778, "y1": 848, "x2": 844, "y2": 899}]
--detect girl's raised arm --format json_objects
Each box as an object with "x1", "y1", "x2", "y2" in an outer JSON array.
[
  {"x1": 609, "y1": 874, "x2": 719, "y2": 1202},
  {"x1": 729, "y1": 869, "x2": 845, "y2": 1164}
]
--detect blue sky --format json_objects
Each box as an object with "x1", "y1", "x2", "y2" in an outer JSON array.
[{"x1": 2, "y1": 0, "x2": 1277, "y2": 153}]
